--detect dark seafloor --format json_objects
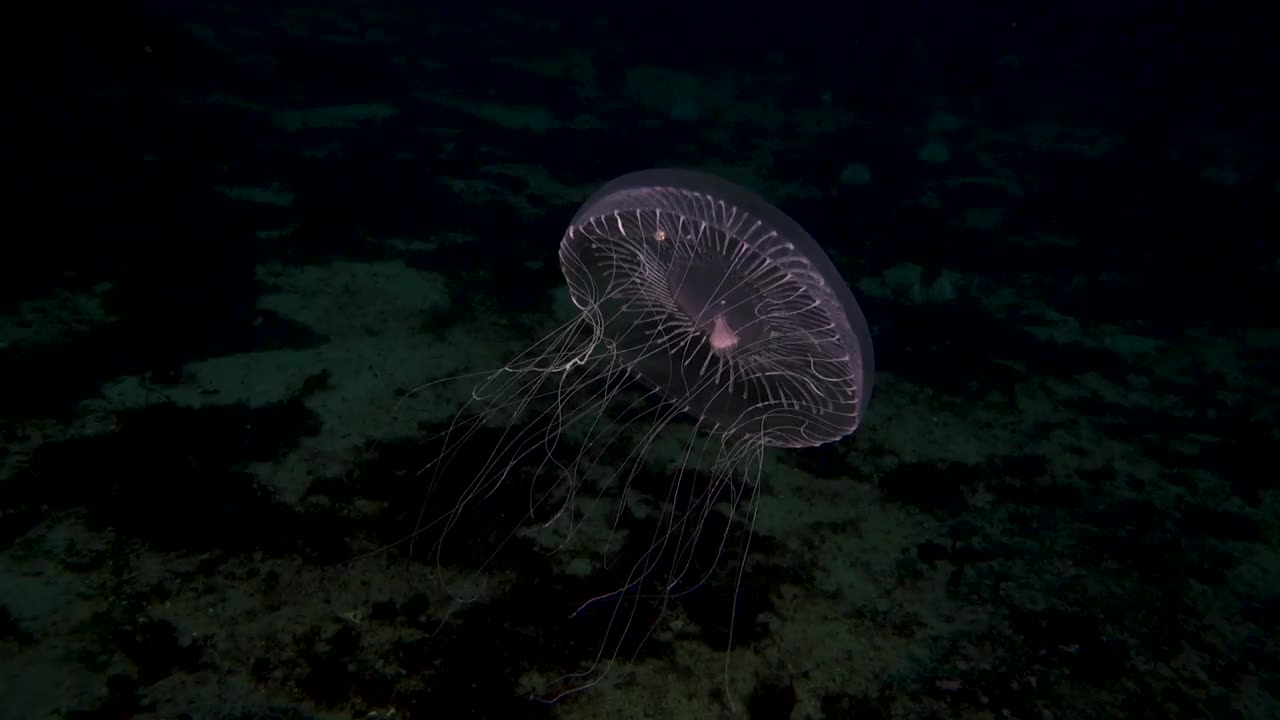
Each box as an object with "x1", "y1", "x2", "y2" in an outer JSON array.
[{"x1": 1, "y1": 2, "x2": 1276, "y2": 719}]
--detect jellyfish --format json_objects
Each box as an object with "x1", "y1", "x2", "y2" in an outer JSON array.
[{"x1": 416, "y1": 168, "x2": 873, "y2": 703}]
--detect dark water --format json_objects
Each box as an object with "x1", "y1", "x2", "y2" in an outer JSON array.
[{"x1": 0, "y1": 2, "x2": 1275, "y2": 718}]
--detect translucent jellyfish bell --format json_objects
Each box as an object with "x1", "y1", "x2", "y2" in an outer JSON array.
[{"x1": 560, "y1": 168, "x2": 873, "y2": 448}]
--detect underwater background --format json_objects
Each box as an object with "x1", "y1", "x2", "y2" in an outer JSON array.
[{"x1": 0, "y1": 1, "x2": 1276, "y2": 718}]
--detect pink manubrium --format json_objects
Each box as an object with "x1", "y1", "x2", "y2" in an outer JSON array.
[{"x1": 709, "y1": 315, "x2": 739, "y2": 351}]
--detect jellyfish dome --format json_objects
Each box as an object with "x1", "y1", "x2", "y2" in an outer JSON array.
[{"x1": 559, "y1": 168, "x2": 874, "y2": 448}]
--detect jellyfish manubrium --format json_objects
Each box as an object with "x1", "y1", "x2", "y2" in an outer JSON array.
[{"x1": 419, "y1": 168, "x2": 873, "y2": 702}]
